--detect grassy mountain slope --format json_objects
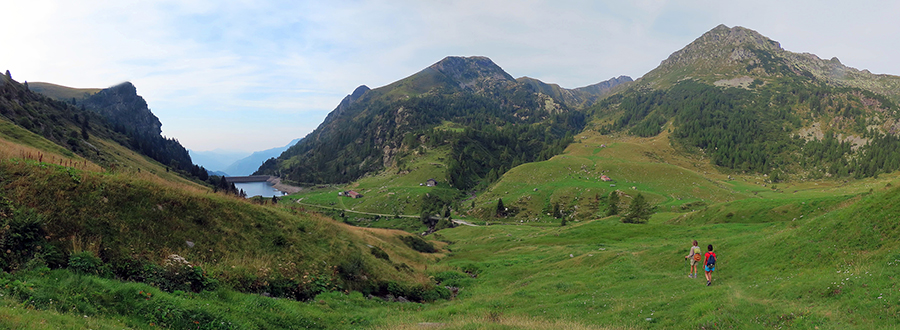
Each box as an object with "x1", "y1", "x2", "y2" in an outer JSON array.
[
  {"x1": 8, "y1": 175, "x2": 898, "y2": 329},
  {"x1": 592, "y1": 25, "x2": 900, "y2": 183},
  {"x1": 256, "y1": 56, "x2": 628, "y2": 191},
  {"x1": 0, "y1": 155, "x2": 447, "y2": 323},
  {"x1": 0, "y1": 70, "x2": 450, "y2": 327},
  {"x1": 28, "y1": 82, "x2": 101, "y2": 102},
  {"x1": 1, "y1": 73, "x2": 207, "y2": 186}
]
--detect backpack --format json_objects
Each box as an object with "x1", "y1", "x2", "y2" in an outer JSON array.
[{"x1": 706, "y1": 253, "x2": 716, "y2": 266}]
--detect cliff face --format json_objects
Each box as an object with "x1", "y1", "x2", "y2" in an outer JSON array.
[{"x1": 81, "y1": 82, "x2": 163, "y2": 137}]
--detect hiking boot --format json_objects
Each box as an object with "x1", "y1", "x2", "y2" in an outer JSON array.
[{"x1": 706, "y1": 281, "x2": 711, "y2": 286}]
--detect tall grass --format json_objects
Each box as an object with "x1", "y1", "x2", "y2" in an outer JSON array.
[{"x1": 0, "y1": 138, "x2": 102, "y2": 172}]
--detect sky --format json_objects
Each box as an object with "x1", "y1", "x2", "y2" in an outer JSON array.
[{"x1": 2, "y1": 0, "x2": 899, "y2": 152}]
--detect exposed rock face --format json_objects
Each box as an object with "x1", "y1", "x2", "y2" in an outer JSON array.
[
  {"x1": 573, "y1": 76, "x2": 634, "y2": 96},
  {"x1": 323, "y1": 85, "x2": 370, "y2": 124},
  {"x1": 659, "y1": 24, "x2": 782, "y2": 68},
  {"x1": 81, "y1": 82, "x2": 162, "y2": 137},
  {"x1": 426, "y1": 56, "x2": 516, "y2": 90},
  {"x1": 518, "y1": 75, "x2": 633, "y2": 108},
  {"x1": 641, "y1": 24, "x2": 900, "y2": 102}
]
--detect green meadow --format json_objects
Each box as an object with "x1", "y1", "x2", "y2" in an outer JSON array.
[
  {"x1": 4, "y1": 118, "x2": 900, "y2": 328},
  {"x1": 6, "y1": 182, "x2": 900, "y2": 329}
]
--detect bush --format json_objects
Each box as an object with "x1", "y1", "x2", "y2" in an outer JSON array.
[
  {"x1": 130, "y1": 255, "x2": 219, "y2": 293},
  {"x1": 460, "y1": 263, "x2": 482, "y2": 277},
  {"x1": 432, "y1": 270, "x2": 471, "y2": 287},
  {"x1": 68, "y1": 251, "x2": 104, "y2": 275},
  {"x1": 370, "y1": 246, "x2": 390, "y2": 261},
  {"x1": 338, "y1": 253, "x2": 366, "y2": 280},
  {"x1": 381, "y1": 281, "x2": 450, "y2": 302},
  {"x1": 0, "y1": 207, "x2": 49, "y2": 271},
  {"x1": 434, "y1": 218, "x2": 454, "y2": 231},
  {"x1": 399, "y1": 235, "x2": 436, "y2": 253}
]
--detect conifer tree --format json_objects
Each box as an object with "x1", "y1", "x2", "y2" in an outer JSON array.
[
  {"x1": 622, "y1": 193, "x2": 651, "y2": 224},
  {"x1": 80, "y1": 116, "x2": 89, "y2": 140},
  {"x1": 496, "y1": 198, "x2": 505, "y2": 218},
  {"x1": 606, "y1": 191, "x2": 620, "y2": 216}
]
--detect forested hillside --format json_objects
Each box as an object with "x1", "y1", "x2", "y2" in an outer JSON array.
[
  {"x1": 593, "y1": 25, "x2": 900, "y2": 181},
  {"x1": 5, "y1": 74, "x2": 208, "y2": 180},
  {"x1": 256, "y1": 56, "x2": 626, "y2": 190}
]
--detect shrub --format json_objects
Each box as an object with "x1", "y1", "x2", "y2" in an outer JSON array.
[
  {"x1": 68, "y1": 251, "x2": 104, "y2": 275},
  {"x1": 338, "y1": 253, "x2": 366, "y2": 280},
  {"x1": 434, "y1": 218, "x2": 454, "y2": 231},
  {"x1": 370, "y1": 246, "x2": 390, "y2": 261},
  {"x1": 399, "y1": 235, "x2": 436, "y2": 253},
  {"x1": 460, "y1": 263, "x2": 482, "y2": 277},
  {"x1": 382, "y1": 281, "x2": 450, "y2": 302},
  {"x1": 0, "y1": 207, "x2": 49, "y2": 271},
  {"x1": 432, "y1": 270, "x2": 471, "y2": 287}
]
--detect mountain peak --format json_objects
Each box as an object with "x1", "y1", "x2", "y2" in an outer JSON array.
[
  {"x1": 657, "y1": 25, "x2": 782, "y2": 70},
  {"x1": 427, "y1": 56, "x2": 515, "y2": 89},
  {"x1": 81, "y1": 81, "x2": 162, "y2": 137}
]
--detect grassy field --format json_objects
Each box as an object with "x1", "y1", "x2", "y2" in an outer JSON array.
[
  {"x1": 6, "y1": 180, "x2": 899, "y2": 329},
  {"x1": 27, "y1": 82, "x2": 102, "y2": 102},
  {"x1": 282, "y1": 144, "x2": 463, "y2": 233}
]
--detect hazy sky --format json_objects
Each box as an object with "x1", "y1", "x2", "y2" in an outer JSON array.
[{"x1": 3, "y1": 0, "x2": 898, "y2": 152}]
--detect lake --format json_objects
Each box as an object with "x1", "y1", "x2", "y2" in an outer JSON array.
[{"x1": 232, "y1": 181, "x2": 286, "y2": 198}]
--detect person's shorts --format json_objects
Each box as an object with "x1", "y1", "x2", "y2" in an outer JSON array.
[
  {"x1": 690, "y1": 258, "x2": 698, "y2": 266},
  {"x1": 705, "y1": 265, "x2": 715, "y2": 272}
]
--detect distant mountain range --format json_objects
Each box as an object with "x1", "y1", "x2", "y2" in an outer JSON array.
[
  {"x1": 224, "y1": 138, "x2": 301, "y2": 176},
  {"x1": 188, "y1": 149, "x2": 250, "y2": 175},
  {"x1": 189, "y1": 138, "x2": 302, "y2": 176}
]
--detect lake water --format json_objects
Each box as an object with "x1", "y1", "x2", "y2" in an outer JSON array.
[{"x1": 232, "y1": 181, "x2": 285, "y2": 198}]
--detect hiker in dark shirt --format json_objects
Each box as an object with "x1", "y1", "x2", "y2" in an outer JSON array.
[{"x1": 704, "y1": 244, "x2": 716, "y2": 286}]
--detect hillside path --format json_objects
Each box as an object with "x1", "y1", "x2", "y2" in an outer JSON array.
[{"x1": 294, "y1": 200, "x2": 477, "y2": 226}]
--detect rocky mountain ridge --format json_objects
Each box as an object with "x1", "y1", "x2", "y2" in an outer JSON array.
[
  {"x1": 256, "y1": 56, "x2": 629, "y2": 186},
  {"x1": 640, "y1": 24, "x2": 900, "y2": 102}
]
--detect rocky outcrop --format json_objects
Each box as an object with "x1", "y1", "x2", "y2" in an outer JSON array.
[
  {"x1": 81, "y1": 82, "x2": 162, "y2": 137},
  {"x1": 573, "y1": 76, "x2": 633, "y2": 97},
  {"x1": 323, "y1": 85, "x2": 370, "y2": 124},
  {"x1": 426, "y1": 56, "x2": 516, "y2": 90},
  {"x1": 639, "y1": 24, "x2": 900, "y2": 102},
  {"x1": 518, "y1": 75, "x2": 633, "y2": 108}
]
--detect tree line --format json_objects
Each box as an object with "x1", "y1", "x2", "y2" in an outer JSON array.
[
  {"x1": 258, "y1": 86, "x2": 585, "y2": 190},
  {"x1": 595, "y1": 78, "x2": 900, "y2": 180}
]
